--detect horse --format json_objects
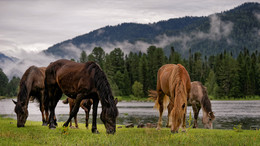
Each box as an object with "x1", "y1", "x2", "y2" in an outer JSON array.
[
  {"x1": 188, "y1": 81, "x2": 215, "y2": 129},
  {"x1": 12, "y1": 66, "x2": 49, "y2": 127},
  {"x1": 149, "y1": 81, "x2": 215, "y2": 129},
  {"x1": 44, "y1": 59, "x2": 118, "y2": 134},
  {"x1": 153, "y1": 64, "x2": 191, "y2": 133},
  {"x1": 63, "y1": 97, "x2": 93, "y2": 128}
]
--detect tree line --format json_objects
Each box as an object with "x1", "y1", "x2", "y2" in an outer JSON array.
[
  {"x1": 1, "y1": 46, "x2": 259, "y2": 99},
  {"x1": 77, "y1": 46, "x2": 260, "y2": 99}
]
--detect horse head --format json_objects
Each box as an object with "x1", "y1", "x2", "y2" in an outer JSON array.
[
  {"x1": 202, "y1": 111, "x2": 215, "y2": 129},
  {"x1": 13, "y1": 99, "x2": 28, "y2": 127},
  {"x1": 100, "y1": 98, "x2": 118, "y2": 134}
]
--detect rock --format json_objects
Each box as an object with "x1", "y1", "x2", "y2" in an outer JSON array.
[
  {"x1": 146, "y1": 123, "x2": 157, "y2": 128},
  {"x1": 125, "y1": 123, "x2": 134, "y2": 128},
  {"x1": 137, "y1": 123, "x2": 145, "y2": 128}
]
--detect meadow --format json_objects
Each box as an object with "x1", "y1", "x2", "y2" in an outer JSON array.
[{"x1": 0, "y1": 117, "x2": 259, "y2": 146}]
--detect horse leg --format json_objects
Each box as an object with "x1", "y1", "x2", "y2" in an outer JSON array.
[
  {"x1": 48, "y1": 99, "x2": 59, "y2": 129},
  {"x1": 40, "y1": 90, "x2": 48, "y2": 126},
  {"x1": 74, "y1": 113, "x2": 78, "y2": 128},
  {"x1": 192, "y1": 104, "x2": 200, "y2": 128},
  {"x1": 92, "y1": 97, "x2": 99, "y2": 134},
  {"x1": 69, "y1": 103, "x2": 73, "y2": 127},
  {"x1": 63, "y1": 94, "x2": 83, "y2": 127},
  {"x1": 81, "y1": 103, "x2": 90, "y2": 129},
  {"x1": 157, "y1": 91, "x2": 165, "y2": 130},
  {"x1": 166, "y1": 99, "x2": 174, "y2": 128},
  {"x1": 182, "y1": 106, "x2": 187, "y2": 132}
]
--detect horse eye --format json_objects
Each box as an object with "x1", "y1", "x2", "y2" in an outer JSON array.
[{"x1": 209, "y1": 118, "x2": 212, "y2": 121}]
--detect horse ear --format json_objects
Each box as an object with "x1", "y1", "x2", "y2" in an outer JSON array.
[
  {"x1": 114, "y1": 98, "x2": 118, "y2": 105},
  {"x1": 12, "y1": 99, "x2": 17, "y2": 105}
]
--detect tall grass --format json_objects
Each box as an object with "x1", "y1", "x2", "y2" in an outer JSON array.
[{"x1": 0, "y1": 117, "x2": 259, "y2": 145}]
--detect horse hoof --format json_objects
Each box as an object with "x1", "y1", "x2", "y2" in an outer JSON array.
[
  {"x1": 49, "y1": 125, "x2": 56, "y2": 129},
  {"x1": 42, "y1": 123, "x2": 48, "y2": 126},
  {"x1": 92, "y1": 129, "x2": 100, "y2": 134}
]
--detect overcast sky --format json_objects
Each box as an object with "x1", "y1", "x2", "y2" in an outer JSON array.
[{"x1": 0, "y1": 0, "x2": 258, "y2": 57}]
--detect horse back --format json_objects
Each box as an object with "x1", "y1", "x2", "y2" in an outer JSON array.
[
  {"x1": 189, "y1": 81, "x2": 204, "y2": 103},
  {"x1": 45, "y1": 59, "x2": 97, "y2": 98},
  {"x1": 156, "y1": 64, "x2": 177, "y2": 97}
]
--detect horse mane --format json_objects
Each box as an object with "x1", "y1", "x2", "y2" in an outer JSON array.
[
  {"x1": 85, "y1": 62, "x2": 118, "y2": 118},
  {"x1": 199, "y1": 82, "x2": 213, "y2": 114},
  {"x1": 17, "y1": 66, "x2": 37, "y2": 103},
  {"x1": 173, "y1": 65, "x2": 188, "y2": 108}
]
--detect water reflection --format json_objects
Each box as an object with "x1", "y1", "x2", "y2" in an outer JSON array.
[{"x1": 1, "y1": 99, "x2": 259, "y2": 130}]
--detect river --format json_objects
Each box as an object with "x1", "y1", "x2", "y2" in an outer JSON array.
[{"x1": 0, "y1": 99, "x2": 259, "y2": 130}]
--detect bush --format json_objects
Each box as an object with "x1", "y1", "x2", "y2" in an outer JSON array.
[{"x1": 132, "y1": 81, "x2": 144, "y2": 98}]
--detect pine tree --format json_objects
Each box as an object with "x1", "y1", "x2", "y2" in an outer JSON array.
[
  {"x1": 79, "y1": 50, "x2": 88, "y2": 63},
  {"x1": 138, "y1": 54, "x2": 148, "y2": 96},
  {"x1": 0, "y1": 68, "x2": 8, "y2": 96}
]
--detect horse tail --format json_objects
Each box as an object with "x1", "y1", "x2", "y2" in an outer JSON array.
[
  {"x1": 148, "y1": 90, "x2": 157, "y2": 100},
  {"x1": 63, "y1": 98, "x2": 69, "y2": 104},
  {"x1": 154, "y1": 93, "x2": 169, "y2": 110}
]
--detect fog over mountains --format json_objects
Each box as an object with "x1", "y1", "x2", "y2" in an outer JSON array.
[
  {"x1": 45, "y1": 2, "x2": 260, "y2": 59},
  {"x1": 1, "y1": 2, "x2": 260, "y2": 79}
]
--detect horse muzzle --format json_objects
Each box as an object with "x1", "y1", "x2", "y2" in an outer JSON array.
[
  {"x1": 17, "y1": 124, "x2": 25, "y2": 127},
  {"x1": 106, "y1": 129, "x2": 115, "y2": 134}
]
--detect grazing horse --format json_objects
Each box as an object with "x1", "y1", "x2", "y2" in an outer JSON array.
[
  {"x1": 12, "y1": 66, "x2": 48, "y2": 127},
  {"x1": 149, "y1": 81, "x2": 215, "y2": 129},
  {"x1": 63, "y1": 97, "x2": 93, "y2": 128},
  {"x1": 154, "y1": 64, "x2": 191, "y2": 133},
  {"x1": 44, "y1": 59, "x2": 118, "y2": 134},
  {"x1": 188, "y1": 81, "x2": 215, "y2": 129}
]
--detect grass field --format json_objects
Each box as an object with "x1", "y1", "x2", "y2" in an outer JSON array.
[{"x1": 0, "y1": 117, "x2": 259, "y2": 146}]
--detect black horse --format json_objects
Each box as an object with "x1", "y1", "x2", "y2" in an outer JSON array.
[{"x1": 44, "y1": 59, "x2": 118, "y2": 134}]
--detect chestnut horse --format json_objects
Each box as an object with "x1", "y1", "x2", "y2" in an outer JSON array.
[
  {"x1": 13, "y1": 66, "x2": 48, "y2": 127},
  {"x1": 63, "y1": 97, "x2": 93, "y2": 128},
  {"x1": 154, "y1": 64, "x2": 191, "y2": 133},
  {"x1": 149, "y1": 81, "x2": 215, "y2": 129},
  {"x1": 44, "y1": 59, "x2": 118, "y2": 134},
  {"x1": 188, "y1": 81, "x2": 215, "y2": 129}
]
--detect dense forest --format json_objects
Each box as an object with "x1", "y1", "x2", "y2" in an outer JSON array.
[
  {"x1": 1, "y1": 46, "x2": 260, "y2": 99},
  {"x1": 45, "y1": 2, "x2": 260, "y2": 59}
]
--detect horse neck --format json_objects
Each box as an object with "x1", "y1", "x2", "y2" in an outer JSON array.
[
  {"x1": 94, "y1": 69, "x2": 114, "y2": 107},
  {"x1": 17, "y1": 79, "x2": 31, "y2": 106},
  {"x1": 201, "y1": 94, "x2": 212, "y2": 115}
]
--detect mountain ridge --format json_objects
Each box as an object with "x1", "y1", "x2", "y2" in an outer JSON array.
[{"x1": 42, "y1": 2, "x2": 260, "y2": 58}]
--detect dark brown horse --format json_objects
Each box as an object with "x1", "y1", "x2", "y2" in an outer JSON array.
[
  {"x1": 188, "y1": 81, "x2": 215, "y2": 129},
  {"x1": 63, "y1": 97, "x2": 93, "y2": 128},
  {"x1": 44, "y1": 59, "x2": 118, "y2": 134},
  {"x1": 154, "y1": 64, "x2": 191, "y2": 133},
  {"x1": 149, "y1": 81, "x2": 215, "y2": 129},
  {"x1": 13, "y1": 66, "x2": 48, "y2": 127}
]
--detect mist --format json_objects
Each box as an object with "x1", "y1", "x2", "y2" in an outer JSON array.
[
  {"x1": 0, "y1": 14, "x2": 234, "y2": 79},
  {"x1": 0, "y1": 50, "x2": 60, "y2": 80}
]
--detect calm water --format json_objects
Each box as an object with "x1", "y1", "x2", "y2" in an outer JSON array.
[{"x1": 1, "y1": 99, "x2": 259, "y2": 130}]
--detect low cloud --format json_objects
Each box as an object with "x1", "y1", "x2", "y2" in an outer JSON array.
[
  {"x1": 1, "y1": 14, "x2": 235, "y2": 79},
  {"x1": 0, "y1": 50, "x2": 60, "y2": 80}
]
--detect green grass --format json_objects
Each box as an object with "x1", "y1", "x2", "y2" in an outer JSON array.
[{"x1": 0, "y1": 117, "x2": 259, "y2": 146}]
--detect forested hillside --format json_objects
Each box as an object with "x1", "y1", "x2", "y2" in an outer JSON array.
[
  {"x1": 76, "y1": 46, "x2": 260, "y2": 99},
  {"x1": 45, "y1": 2, "x2": 260, "y2": 58}
]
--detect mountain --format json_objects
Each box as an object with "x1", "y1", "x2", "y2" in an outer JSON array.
[
  {"x1": 45, "y1": 2, "x2": 260, "y2": 58},
  {"x1": 0, "y1": 53, "x2": 15, "y2": 63}
]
